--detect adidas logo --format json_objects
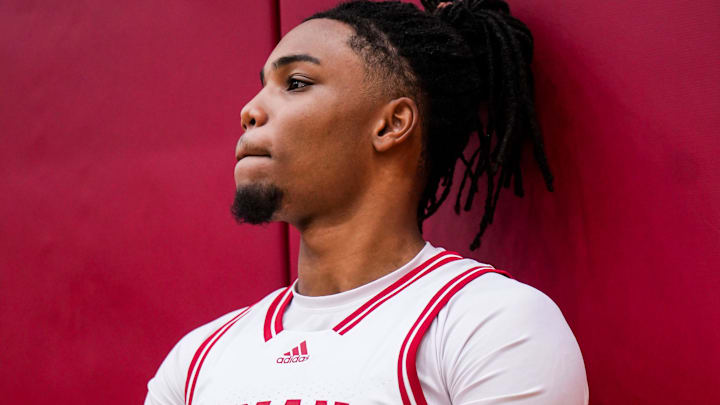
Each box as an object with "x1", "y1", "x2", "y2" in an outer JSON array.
[{"x1": 275, "y1": 340, "x2": 309, "y2": 364}]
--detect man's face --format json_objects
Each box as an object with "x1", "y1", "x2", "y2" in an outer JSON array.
[{"x1": 232, "y1": 19, "x2": 382, "y2": 227}]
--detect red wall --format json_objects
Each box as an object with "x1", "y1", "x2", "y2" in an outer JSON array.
[
  {"x1": 2, "y1": 1, "x2": 719, "y2": 404},
  {"x1": 0, "y1": 1, "x2": 288, "y2": 403}
]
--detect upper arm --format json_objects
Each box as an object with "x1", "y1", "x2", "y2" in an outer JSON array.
[
  {"x1": 144, "y1": 308, "x2": 250, "y2": 405},
  {"x1": 435, "y1": 274, "x2": 589, "y2": 404}
]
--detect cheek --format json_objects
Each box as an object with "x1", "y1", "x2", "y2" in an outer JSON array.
[
  {"x1": 308, "y1": 108, "x2": 368, "y2": 168},
  {"x1": 271, "y1": 90, "x2": 374, "y2": 189},
  {"x1": 274, "y1": 101, "x2": 347, "y2": 163}
]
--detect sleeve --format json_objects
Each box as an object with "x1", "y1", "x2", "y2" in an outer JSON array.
[
  {"x1": 144, "y1": 308, "x2": 248, "y2": 405},
  {"x1": 431, "y1": 274, "x2": 589, "y2": 404}
]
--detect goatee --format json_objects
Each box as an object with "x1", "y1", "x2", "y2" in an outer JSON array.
[{"x1": 230, "y1": 182, "x2": 284, "y2": 225}]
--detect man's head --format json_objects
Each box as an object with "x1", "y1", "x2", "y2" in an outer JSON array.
[
  {"x1": 232, "y1": 0, "x2": 553, "y2": 250},
  {"x1": 232, "y1": 17, "x2": 424, "y2": 230}
]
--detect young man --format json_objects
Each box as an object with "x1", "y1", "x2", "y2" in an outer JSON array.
[{"x1": 145, "y1": 1, "x2": 589, "y2": 404}]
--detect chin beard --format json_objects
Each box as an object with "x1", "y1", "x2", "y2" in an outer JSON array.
[{"x1": 230, "y1": 182, "x2": 284, "y2": 225}]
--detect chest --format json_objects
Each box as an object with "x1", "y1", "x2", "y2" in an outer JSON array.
[
  {"x1": 185, "y1": 253, "x2": 507, "y2": 405},
  {"x1": 195, "y1": 297, "x2": 425, "y2": 405}
]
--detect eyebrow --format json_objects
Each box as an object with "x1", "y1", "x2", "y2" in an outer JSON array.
[{"x1": 260, "y1": 54, "x2": 322, "y2": 86}]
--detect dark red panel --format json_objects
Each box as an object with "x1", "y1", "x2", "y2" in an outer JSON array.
[
  {"x1": 0, "y1": 1, "x2": 285, "y2": 404},
  {"x1": 430, "y1": 1, "x2": 720, "y2": 403},
  {"x1": 280, "y1": 0, "x2": 720, "y2": 404}
]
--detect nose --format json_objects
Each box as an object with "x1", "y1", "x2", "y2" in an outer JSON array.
[{"x1": 240, "y1": 98, "x2": 268, "y2": 131}]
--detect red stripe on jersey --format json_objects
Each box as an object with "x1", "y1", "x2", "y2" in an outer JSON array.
[
  {"x1": 397, "y1": 267, "x2": 512, "y2": 405},
  {"x1": 300, "y1": 340, "x2": 308, "y2": 355},
  {"x1": 187, "y1": 315, "x2": 243, "y2": 405},
  {"x1": 273, "y1": 288, "x2": 293, "y2": 337},
  {"x1": 333, "y1": 251, "x2": 462, "y2": 335},
  {"x1": 263, "y1": 286, "x2": 291, "y2": 341},
  {"x1": 184, "y1": 307, "x2": 250, "y2": 402},
  {"x1": 185, "y1": 306, "x2": 251, "y2": 405}
]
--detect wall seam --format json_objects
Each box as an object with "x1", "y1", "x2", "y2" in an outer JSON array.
[{"x1": 273, "y1": 0, "x2": 291, "y2": 285}]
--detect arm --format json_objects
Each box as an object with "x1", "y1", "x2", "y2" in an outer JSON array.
[
  {"x1": 423, "y1": 274, "x2": 589, "y2": 404},
  {"x1": 144, "y1": 308, "x2": 249, "y2": 405}
]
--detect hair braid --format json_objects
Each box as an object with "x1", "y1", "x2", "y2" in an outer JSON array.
[{"x1": 307, "y1": 0, "x2": 554, "y2": 251}]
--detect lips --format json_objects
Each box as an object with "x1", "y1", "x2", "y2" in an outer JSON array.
[
  {"x1": 237, "y1": 153, "x2": 270, "y2": 161},
  {"x1": 236, "y1": 144, "x2": 271, "y2": 161}
]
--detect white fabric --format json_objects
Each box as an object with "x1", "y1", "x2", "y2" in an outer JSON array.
[{"x1": 145, "y1": 241, "x2": 589, "y2": 405}]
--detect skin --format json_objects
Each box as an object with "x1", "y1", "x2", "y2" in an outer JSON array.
[{"x1": 236, "y1": 18, "x2": 427, "y2": 296}]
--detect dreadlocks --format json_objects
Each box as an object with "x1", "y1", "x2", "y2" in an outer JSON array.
[{"x1": 306, "y1": 0, "x2": 554, "y2": 251}]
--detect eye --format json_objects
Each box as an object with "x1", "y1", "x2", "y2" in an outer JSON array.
[{"x1": 287, "y1": 77, "x2": 311, "y2": 91}]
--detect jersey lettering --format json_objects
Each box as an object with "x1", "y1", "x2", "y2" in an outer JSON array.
[
  {"x1": 276, "y1": 340, "x2": 310, "y2": 364},
  {"x1": 275, "y1": 355, "x2": 309, "y2": 364},
  {"x1": 241, "y1": 401, "x2": 349, "y2": 405}
]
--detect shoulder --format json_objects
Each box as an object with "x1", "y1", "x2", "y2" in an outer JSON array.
[
  {"x1": 442, "y1": 269, "x2": 565, "y2": 327},
  {"x1": 144, "y1": 287, "x2": 286, "y2": 405},
  {"x1": 425, "y1": 263, "x2": 589, "y2": 404},
  {"x1": 429, "y1": 255, "x2": 570, "y2": 331}
]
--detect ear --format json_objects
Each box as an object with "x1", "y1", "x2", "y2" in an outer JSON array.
[{"x1": 370, "y1": 97, "x2": 419, "y2": 153}]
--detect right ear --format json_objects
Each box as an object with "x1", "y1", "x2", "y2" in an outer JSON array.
[{"x1": 369, "y1": 97, "x2": 420, "y2": 154}]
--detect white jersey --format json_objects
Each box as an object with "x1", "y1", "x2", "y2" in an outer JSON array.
[{"x1": 145, "y1": 242, "x2": 588, "y2": 405}]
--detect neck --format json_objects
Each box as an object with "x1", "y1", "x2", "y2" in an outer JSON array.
[{"x1": 294, "y1": 206, "x2": 426, "y2": 297}]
